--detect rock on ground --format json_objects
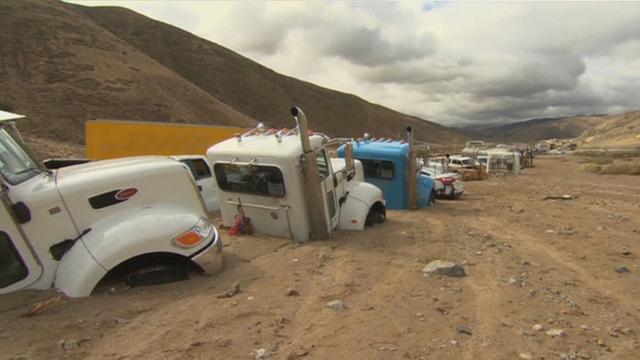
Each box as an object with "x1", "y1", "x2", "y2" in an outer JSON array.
[{"x1": 422, "y1": 260, "x2": 466, "y2": 277}]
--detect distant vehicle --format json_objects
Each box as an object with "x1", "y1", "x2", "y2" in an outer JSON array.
[
  {"x1": 206, "y1": 107, "x2": 386, "y2": 242},
  {"x1": 420, "y1": 166, "x2": 464, "y2": 199},
  {"x1": 448, "y1": 156, "x2": 476, "y2": 172},
  {"x1": 337, "y1": 132, "x2": 436, "y2": 210},
  {"x1": 0, "y1": 111, "x2": 222, "y2": 297},
  {"x1": 465, "y1": 140, "x2": 486, "y2": 148},
  {"x1": 475, "y1": 156, "x2": 488, "y2": 167},
  {"x1": 172, "y1": 155, "x2": 220, "y2": 212}
]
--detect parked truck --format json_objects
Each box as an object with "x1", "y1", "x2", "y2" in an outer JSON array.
[
  {"x1": 336, "y1": 130, "x2": 436, "y2": 210},
  {"x1": 0, "y1": 111, "x2": 222, "y2": 297},
  {"x1": 206, "y1": 107, "x2": 386, "y2": 242}
]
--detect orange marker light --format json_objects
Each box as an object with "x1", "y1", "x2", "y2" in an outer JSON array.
[{"x1": 175, "y1": 231, "x2": 203, "y2": 248}]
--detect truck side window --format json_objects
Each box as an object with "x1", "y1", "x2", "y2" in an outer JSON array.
[
  {"x1": 316, "y1": 151, "x2": 330, "y2": 179},
  {"x1": 214, "y1": 163, "x2": 286, "y2": 197},
  {"x1": 361, "y1": 159, "x2": 394, "y2": 180},
  {"x1": 0, "y1": 232, "x2": 28, "y2": 288},
  {"x1": 326, "y1": 191, "x2": 336, "y2": 218},
  {"x1": 182, "y1": 159, "x2": 212, "y2": 181}
]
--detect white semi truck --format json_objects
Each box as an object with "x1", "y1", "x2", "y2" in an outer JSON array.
[
  {"x1": 0, "y1": 111, "x2": 222, "y2": 297},
  {"x1": 206, "y1": 107, "x2": 386, "y2": 242}
]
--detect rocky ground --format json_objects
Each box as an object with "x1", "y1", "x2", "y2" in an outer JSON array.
[{"x1": 2, "y1": 155, "x2": 640, "y2": 360}]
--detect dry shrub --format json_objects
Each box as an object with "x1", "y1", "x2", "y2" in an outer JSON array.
[
  {"x1": 580, "y1": 157, "x2": 613, "y2": 165},
  {"x1": 583, "y1": 163, "x2": 602, "y2": 173},
  {"x1": 600, "y1": 162, "x2": 640, "y2": 176}
]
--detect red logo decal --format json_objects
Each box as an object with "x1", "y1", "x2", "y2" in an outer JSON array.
[{"x1": 115, "y1": 188, "x2": 138, "y2": 201}]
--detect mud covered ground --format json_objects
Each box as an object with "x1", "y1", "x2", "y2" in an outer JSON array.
[{"x1": 2, "y1": 155, "x2": 640, "y2": 360}]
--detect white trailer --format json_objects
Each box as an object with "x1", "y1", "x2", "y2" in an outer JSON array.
[
  {"x1": 206, "y1": 107, "x2": 386, "y2": 242},
  {"x1": 0, "y1": 111, "x2": 222, "y2": 297}
]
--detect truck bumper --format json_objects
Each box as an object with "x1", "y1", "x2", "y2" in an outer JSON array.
[
  {"x1": 436, "y1": 185, "x2": 464, "y2": 199},
  {"x1": 190, "y1": 228, "x2": 224, "y2": 275}
]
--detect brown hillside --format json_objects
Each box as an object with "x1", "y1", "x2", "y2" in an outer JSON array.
[
  {"x1": 0, "y1": 0, "x2": 255, "y2": 145},
  {"x1": 578, "y1": 111, "x2": 640, "y2": 147},
  {"x1": 77, "y1": 5, "x2": 465, "y2": 145},
  {"x1": 470, "y1": 115, "x2": 607, "y2": 143}
]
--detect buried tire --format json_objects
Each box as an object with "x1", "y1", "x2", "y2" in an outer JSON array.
[
  {"x1": 126, "y1": 265, "x2": 189, "y2": 287},
  {"x1": 365, "y1": 202, "x2": 386, "y2": 226}
]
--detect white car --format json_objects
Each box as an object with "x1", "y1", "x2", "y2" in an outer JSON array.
[
  {"x1": 420, "y1": 166, "x2": 465, "y2": 199},
  {"x1": 448, "y1": 156, "x2": 476, "y2": 172},
  {"x1": 172, "y1": 155, "x2": 220, "y2": 212}
]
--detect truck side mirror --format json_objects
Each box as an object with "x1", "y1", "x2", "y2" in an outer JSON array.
[{"x1": 11, "y1": 201, "x2": 31, "y2": 224}]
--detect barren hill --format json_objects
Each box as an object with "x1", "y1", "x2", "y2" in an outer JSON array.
[
  {"x1": 0, "y1": 0, "x2": 254, "y2": 148},
  {"x1": 0, "y1": 0, "x2": 466, "y2": 157},
  {"x1": 577, "y1": 111, "x2": 640, "y2": 147},
  {"x1": 468, "y1": 115, "x2": 608, "y2": 143},
  {"x1": 77, "y1": 4, "x2": 465, "y2": 144},
  {"x1": 469, "y1": 111, "x2": 640, "y2": 146}
]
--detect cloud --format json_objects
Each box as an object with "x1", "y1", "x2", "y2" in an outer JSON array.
[{"x1": 67, "y1": 0, "x2": 640, "y2": 126}]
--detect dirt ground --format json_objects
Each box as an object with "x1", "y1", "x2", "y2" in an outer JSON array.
[{"x1": 2, "y1": 155, "x2": 640, "y2": 360}]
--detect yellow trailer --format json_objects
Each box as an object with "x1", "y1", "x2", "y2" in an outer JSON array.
[{"x1": 86, "y1": 120, "x2": 246, "y2": 159}]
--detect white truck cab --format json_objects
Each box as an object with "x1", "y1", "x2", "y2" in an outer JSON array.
[
  {"x1": 0, "y1": 111, "x2": 222, "y2": 297},
  {"x1": 206, "y1": 107, "x2": 386, "y2": 242}
]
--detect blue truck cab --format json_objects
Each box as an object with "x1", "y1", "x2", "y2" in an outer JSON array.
[{"x1": 337, "y1": 139, "x2": 436, "y2": 210}]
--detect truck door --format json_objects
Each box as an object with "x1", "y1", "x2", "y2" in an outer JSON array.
[
  {"x1": 180, "y1": 157, "x2": 219, "y2": 212},
  {"x1": 0, "y1": 200, "x2": 42, "y2": 294},
  {"x1": 316, "y1": 150, "x2": 339, "y2": 231}
]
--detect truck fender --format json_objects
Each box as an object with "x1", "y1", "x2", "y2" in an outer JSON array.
[
  {"x1": 55, "y1": 205, "x2": 214, "y2": 297},
  {"x1": 338, "y1": 182, "x2": 385, "y2": 231},
  {"x1": 54, "y1": 240, "x2": 107, "y2": 297},
  {"x1": 417, "y1": 174, "x2": 436, "y2": 207}
]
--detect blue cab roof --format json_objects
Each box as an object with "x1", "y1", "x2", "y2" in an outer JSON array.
[{"x1": 337, "y1": 139, "x2": 409, "y2": 159}]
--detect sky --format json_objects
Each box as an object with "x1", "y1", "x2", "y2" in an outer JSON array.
[{"x1": 68, "y1": 1, "x2": 640, "y2": 127}]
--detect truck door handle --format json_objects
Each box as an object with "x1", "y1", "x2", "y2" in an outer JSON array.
[{"x1": 197, "y1": 185, "x2": 203, "y2": 192}]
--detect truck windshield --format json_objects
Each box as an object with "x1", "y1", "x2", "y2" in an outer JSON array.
[
  {"x1": 361, "y1": 159, "x2": 395, "y2": 180},
  {"x1": 0, "y1": 127, "x2": 40, "y2": 185},
  {"x1": 214, "y1": 163, "x2": 286, "y2": 197}
]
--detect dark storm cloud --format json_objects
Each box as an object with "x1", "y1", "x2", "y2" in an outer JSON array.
[
  {"x1": 475, "y1": 54, "x2": 587, "y2": 98},
  {"x1": 322, "y1": 27, "x2": 436, "y2": 66},
  {"x1": 361, "y1": 62, "x2": 464, "y2": 84}
]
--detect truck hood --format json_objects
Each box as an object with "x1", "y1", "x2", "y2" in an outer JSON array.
[{"x1": 54, "y1": 156, "x2": 202, "y2": 231}]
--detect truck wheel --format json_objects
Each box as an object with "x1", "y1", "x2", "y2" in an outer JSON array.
[
  {"x1": 365, "y1": 202, "x2": 386, "y2": 226},
  {"x1": 126, "y1": 265, "x2": 189, "y2": 287}
]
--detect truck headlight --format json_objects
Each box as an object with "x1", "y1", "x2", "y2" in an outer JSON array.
[{"x1": 174, "y1": 217, "x2": 213, "y2": 249}]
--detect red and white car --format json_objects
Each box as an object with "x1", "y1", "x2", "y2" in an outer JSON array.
[{"x1": 420, "y1": 164, "x2": 465, "y2": 199}]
